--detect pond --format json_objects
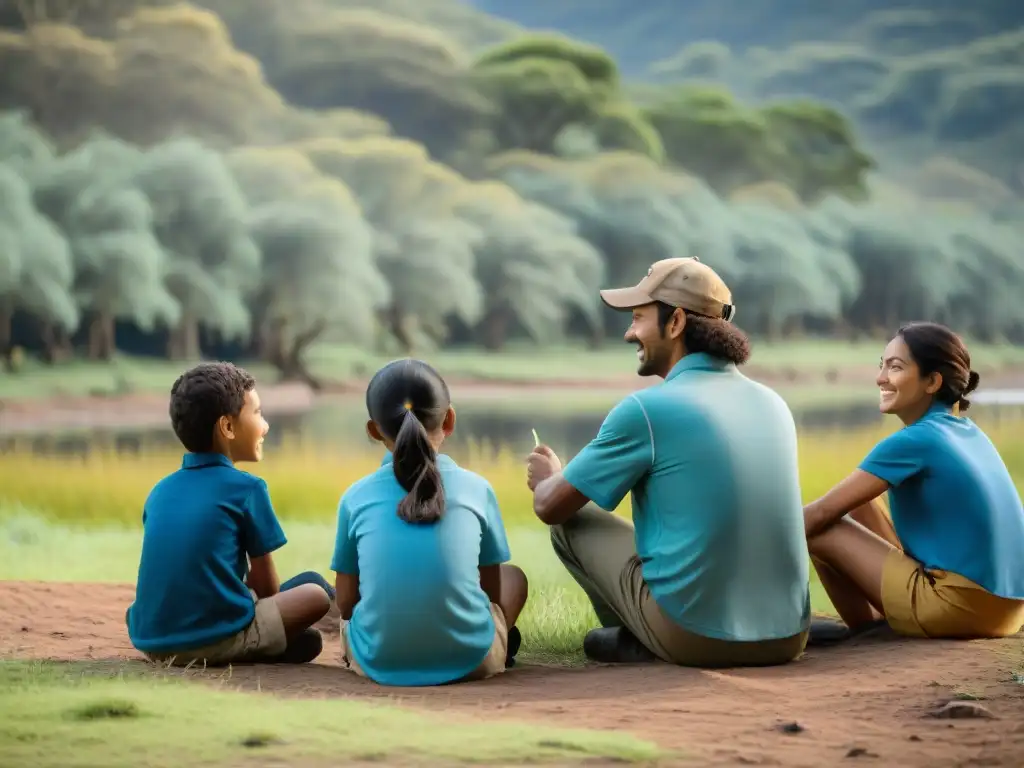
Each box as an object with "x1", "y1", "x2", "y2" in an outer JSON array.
[{"x1": 5, "y1": 387, "x2": 1024, "y2": 459}]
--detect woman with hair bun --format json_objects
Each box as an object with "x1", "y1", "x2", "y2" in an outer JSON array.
[{"x1": 804, "y1": 322, "x2": 1024, "y2": 644}]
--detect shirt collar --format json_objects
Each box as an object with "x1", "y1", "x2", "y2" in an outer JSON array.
[
  {"x1": 380, "y1": 451, "x2": 456, "y2": 469},
  {"x1": 181, "y1": 452, "x2": 234, "y2": 470},
  {"x1": 664, "y1": 352, "x2": 734, "y2": 382}
]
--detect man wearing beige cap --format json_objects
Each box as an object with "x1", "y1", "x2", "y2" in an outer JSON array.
[{"x1": 526, "y1": 257, "x2": 811, "y2": 666}]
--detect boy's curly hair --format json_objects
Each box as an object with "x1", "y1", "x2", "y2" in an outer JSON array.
[{"x1": 169, "y1": 362, "x2": 255, "y2": 453}]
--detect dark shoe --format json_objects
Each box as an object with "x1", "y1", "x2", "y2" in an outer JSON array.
[
  {"x1": 505, "y1": 626, "x2": 522, "y2": 668},
  {"x1": 274, "y1": 628, "x2": 324, "y2": 664},
  {"x1": 583, "y1": 627, "x2": 657, "y2": 664},
  {"x1": 807, "y1": 617, "x2": 889, "y2": 648}
]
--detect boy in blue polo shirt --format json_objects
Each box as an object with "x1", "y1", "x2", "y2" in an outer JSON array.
[{"x1": 126, "y1": 362, "x2": 333, "y2": 666}]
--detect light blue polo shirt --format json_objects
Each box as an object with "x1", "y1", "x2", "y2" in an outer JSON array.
[
  {"x1": 859, "y1": 402, "x2": 1024, "y2": 599},
  {"x1": 127, "y1": 453, "x2": 287, "y2": 653},
  {"x1": 561, "y1": 353, "x2": 811, "y2": 642},
  {"x1": 331, "y1": 453, "x2": 511, "y2": 687}
]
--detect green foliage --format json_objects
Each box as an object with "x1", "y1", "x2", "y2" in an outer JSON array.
[{"x1": 0, "y1": 1, "x2": 1020, "y2": 373}]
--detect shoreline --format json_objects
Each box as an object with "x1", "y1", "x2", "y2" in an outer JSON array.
[{"x1": 3, "y1": 365, "x2": 1024, "y2": 437}]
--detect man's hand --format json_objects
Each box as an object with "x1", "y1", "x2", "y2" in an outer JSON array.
[{"x1": 526, "y1": 445, "x2": 562, "y2": 492}]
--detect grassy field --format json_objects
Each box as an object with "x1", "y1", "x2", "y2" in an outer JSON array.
[
  {"x1": 0, "y1": 661, "x2": 662, "y2": 767},
  {"x1": 4, "y1": 413, "x2": 1024, "y2": 662},
  {"x1": 3, "y1": 415, "x2": 1023, "y2": 765},
  {"x1": 3, "y1": 338, "x2": 1024, "y2": 401}
]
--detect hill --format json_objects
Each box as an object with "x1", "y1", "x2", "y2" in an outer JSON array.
[{"x1": 469, "y1": 1, "x2": 1024, "y2": 189}]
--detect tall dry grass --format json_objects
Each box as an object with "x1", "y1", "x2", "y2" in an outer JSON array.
[{"x1": 2, "y1": 415, "x2": 1021, "y2": 527}]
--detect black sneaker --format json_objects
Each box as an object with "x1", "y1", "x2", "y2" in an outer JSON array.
[
  {"x1": 276, "y1": 628, "x2": 324, "y2": 664},
  {"x1": 807, "y1": 617, "x2": 889, "y2": 647},
  {"x1": 583, "y1": 627, "x2": 657, "y2": 664},
  {"x1": 505, "y1": 626, "x2": 522, "y2": 668}
]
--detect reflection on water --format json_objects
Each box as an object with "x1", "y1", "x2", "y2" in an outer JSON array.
[{"x1": 4, "y1": 395, "x2": 1023, "y2": 460}]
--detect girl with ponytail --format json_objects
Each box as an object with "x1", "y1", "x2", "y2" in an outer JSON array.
[
  {"x1": 330, "y1": 359, "x2": 528, "y2": 686},
  {"x1": 803, "y1": 322, "x2": 1024, "y2": 644}
]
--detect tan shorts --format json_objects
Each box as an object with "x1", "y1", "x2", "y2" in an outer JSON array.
[
  {"x1": 144, "y1": 593, "x2": 287, "y2": 667},
  {"x1": 882, "y1": 549, "x2": 1024, "y2": 639},
  {"x1": 341, "y1": 602, "x2": 509, "y2": 684}
]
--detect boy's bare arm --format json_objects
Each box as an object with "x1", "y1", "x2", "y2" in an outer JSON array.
[
  {"x1": 479, "y1": 564, "x2": 502, "y2": 607},
  {"x1": 335, "y1": 572, "x2": 360, "y2": 620},
  {"x1": 247, "y1": 553, "x2": 281, "y2": 598}
]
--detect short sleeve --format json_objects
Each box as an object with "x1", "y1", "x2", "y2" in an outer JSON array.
[
  {"x1": 561, "y1": 395, "x2": 655, "y2": 511},
  {"x1": 479, "y1": 484, "x2": 511, "y2": 567},
  {"x1": 858, "y1": 429, "x2": 926, "y2": 487},
  {"x1": 243, "y1": 478, "x2": 287, "y2": 558},
  {"x1": 330, "y1": 493, "x2": 359, "y2": 575}
]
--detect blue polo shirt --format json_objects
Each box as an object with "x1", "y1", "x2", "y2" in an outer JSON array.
[
  {"x1": 126, "y1": 453, "x2": 287, "y2": 653},
  {"x1": 331, "y1": 453, "x2": 511, "y2": 687},
  {"x1": 561, "y1": 353, "x2": 811, "y2": 642},
  {"x1": 859, "y1": 403, "x2": 1024, "y2": 599}
]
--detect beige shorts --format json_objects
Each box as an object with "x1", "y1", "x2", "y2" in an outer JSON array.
[
  {"x1": 144, "y1": 593, "x2": 287, "y2": 667},
  {"x1": 341, "y1": 602, "x2": 509, "y2": 684},
  {"x1": 882, "y1": 549, "x2": 1024, "y2": 639}
]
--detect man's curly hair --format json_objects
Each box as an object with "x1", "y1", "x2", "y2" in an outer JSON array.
[
  {"x1": 169, "y1": 362, "x2": 255, "y2": 453},
  {"x1": 656, "y1": 302, "x2": 751, "y2": 365}
]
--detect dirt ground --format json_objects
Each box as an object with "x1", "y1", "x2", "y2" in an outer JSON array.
[{"x1": 2, "y1": 582, "x2": 1022, "y2": 766}]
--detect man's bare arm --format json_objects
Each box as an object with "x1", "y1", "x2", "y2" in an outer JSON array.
[{"x1": 533, "y1": 473, "x2": 590, "y2": 526}]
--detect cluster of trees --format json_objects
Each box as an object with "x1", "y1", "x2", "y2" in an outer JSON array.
[
  {"x1": 0, "y1": 1, "x2": 1022, "y2": 385},
  {"x1": 4, "y1": 108, "x2": 1023, "y2": 385},
  {"x1": 0, "y1": 2, "x2": 875, "y2": 202}
]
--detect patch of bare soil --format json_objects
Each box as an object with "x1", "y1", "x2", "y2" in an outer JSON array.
[{"x1": 2, "y1": 581, "x2": 1022, "y2": 766}]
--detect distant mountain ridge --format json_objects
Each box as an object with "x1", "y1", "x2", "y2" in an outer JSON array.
[{"x1": 466, "y1": 1, "x2": 1024, "y2": 76}]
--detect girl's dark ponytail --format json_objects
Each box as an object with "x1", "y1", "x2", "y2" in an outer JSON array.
[{"x1": 392, "y1": 406, "x2": 445, "y2": 524}]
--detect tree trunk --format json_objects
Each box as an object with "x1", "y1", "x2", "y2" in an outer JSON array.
[
  {"x1": 480, "y1": 306, "x2": 511, "y2": 351},
  {"x1": 0, "y1": 299, "x2": 12, "y2": 371},
  {"x1": 39, "y1": 321, "x2": 72, "y2": 363},
  {"x1": 87, "y1": 311, "x2": 116, "y2": 361},
  {"x1": 388, "y1": 304, "x2": 415, "y2": 354},
  {"x1": 262, "y1": 319, "x2": 324, "y2": 390},
  {"x1": 167, "y1": 315, "x2": 200, "y2": 360}
]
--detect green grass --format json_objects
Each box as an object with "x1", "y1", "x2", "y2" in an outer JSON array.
[
  {"x1": 0, "y1": 660, "x2": 663, "y2": 767},
  {"x1": 4, "y1": 338, "x2": 1024, "y2": 401},
  {"x1": 0, "y1": 512, "x2": 832, "y2": 666}
]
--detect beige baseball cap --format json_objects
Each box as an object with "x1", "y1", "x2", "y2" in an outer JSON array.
[{"x1": 599, "y1": 257, "x2": 736, "y2": 321}]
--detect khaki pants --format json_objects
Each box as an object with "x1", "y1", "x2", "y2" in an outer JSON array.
[
  {"x1": 143, "y1": 592, "x2": 288, "y2": 667},
  {"x1": 552, "y1": 505, "x2": 807, "y2": 668},
  {"x1": 341, "y1": 602, "x2": 509, "y2": 684}
]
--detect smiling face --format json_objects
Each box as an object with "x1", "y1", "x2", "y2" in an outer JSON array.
[
  {"x1": 877, "y1": 335, "x2": 942, "y2": 423},
  {"x1": 624, "y1": 303, "x2": 683, "y2": 378},
  {"x1": 218, "y1": 388, "x2": 269, "y2": 463}
]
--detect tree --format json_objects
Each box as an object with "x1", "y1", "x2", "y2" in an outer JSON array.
[
  {"x1": 454, "y1": 180, "x2": 605, "y2": 349},
  {"x1": 260, "y1": 9, "x2": 495, "y2": 164},
  {"x1": 132, "y1": 137, "x2": 258, "y2": 359},
  {"x1": 297, "y1": 136, "x2": 485, "y2": 350},
  {"x1": 228, "y1": 145, "x2": 390, "y2": 384},
  {"x1": 0, "y1": 23, "x2": 115, "y2": 145},
  {"x1": 31, "y1": 134, "x2": 178, "y2": 360},
  {"x1": 472, "y1": 34, "x2": 643, "y2": 157},
  {"x1": 762, "y1": 102, "x2": 875, "y2": 202}
]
